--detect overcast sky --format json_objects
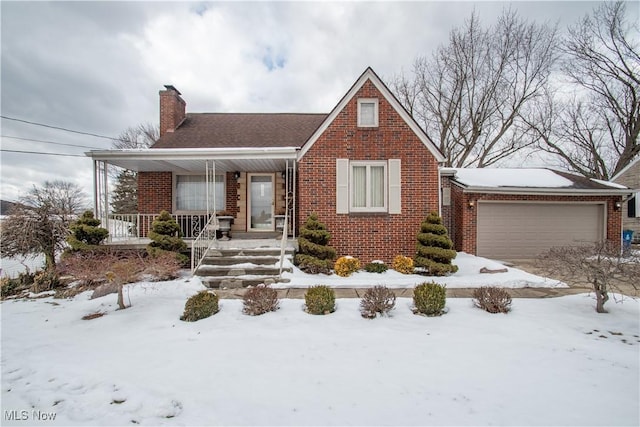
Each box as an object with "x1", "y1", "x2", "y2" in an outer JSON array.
[{"x1": 0, "y1": 1, "x2": 611, "y2": 205}]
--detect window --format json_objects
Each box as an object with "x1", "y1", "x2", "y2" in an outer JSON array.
[
  {"x1": 629, "y1": 193, "x2": 640, "y2": 218},
  {"x1": 336, "y1": 159, "x2": 401, "y2": 214},
  {"x1": 357, "y1": 98, "x2": 378, "y2": 127},
  {"x1": 351, "y1": 162, "x2": 386, "y2": 211},
  {"x1": 175, "y1": 174, "x2": 225, "y2": 212}
]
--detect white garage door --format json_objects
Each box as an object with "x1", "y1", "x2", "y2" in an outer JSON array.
[{"x1": 477, "y1": 202, "x2": 605, "y2": 259}]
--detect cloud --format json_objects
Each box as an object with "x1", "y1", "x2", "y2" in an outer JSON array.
[{"x1": 1, "y1": 1, "x2": 602, "y2": 203}]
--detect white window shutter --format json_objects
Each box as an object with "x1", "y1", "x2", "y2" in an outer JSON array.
[
  {"x1": 336, "y1": 159, "x2": 349, "y2": 214},
  {"x1": 388, "y1": 159, "x2": 401, "y2": 214}
]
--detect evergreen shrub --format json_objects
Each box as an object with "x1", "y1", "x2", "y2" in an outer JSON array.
[
  {"x1": 360, "y1": 286, "x2": 396, "y2": 318},
  {"x1": 67, "y1": 210, "x2": 109, "y2": 250},
  {"x1": 334, "y1": 256, "x2": 361, "y2": 277},
  {"x1": 180, "y1": 291, "x2": 219, "y2": 321},
  {"x1": 473, "y1": 287, "x2": 512, "y2": 313},
  {"x1": 415, "y1": 212, "x2": 458, "y2": 276},
  {"x1": 294, "y1": 214, "x2": 336, "y2": 274},
  {"x1": 413, "y1": 281, "x2": 447, "y2": 316},
  {"x1": 304, "y1": 285, "x2": 336, "y2": 315},
  {"x1": 364, "y1": 261, "x2": 388, "y2": 273},
  {"x1": 242, "y1": 285, "x2": 279, "y2": 316},
  {"x1": 392, "y1": 255, "x2": 414, "y2": 274}
]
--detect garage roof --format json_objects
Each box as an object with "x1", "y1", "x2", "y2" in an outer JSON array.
[{"x1": 444, "y1": 168, "x2": 632, "y2": 195}]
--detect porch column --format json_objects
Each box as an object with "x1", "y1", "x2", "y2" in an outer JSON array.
[{"x1": 93, "y1": 160, "x2": 109, "y2": 232}]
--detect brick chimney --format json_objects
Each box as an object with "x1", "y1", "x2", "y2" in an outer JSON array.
[{"x1": 159, "y1": 85, "x2": 186, "y2": 137}]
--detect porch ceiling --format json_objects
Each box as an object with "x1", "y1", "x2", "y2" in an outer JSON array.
[{"x1": 87, "y1": 147, "x2": 298, "y2": 172}]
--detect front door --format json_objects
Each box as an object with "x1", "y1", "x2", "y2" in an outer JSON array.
[{"x1": 248, "y1": 173, "x2": 274, "y2": 231}]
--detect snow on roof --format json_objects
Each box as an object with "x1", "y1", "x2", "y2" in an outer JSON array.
[
  {"x1": 451, "y1": 168, "x2": 574, "y2": 188},
  {"x1": 590, "y1": 178, "x2": 628, "y2": 189}
]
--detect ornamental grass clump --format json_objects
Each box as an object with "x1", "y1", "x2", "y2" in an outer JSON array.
[
  {"x1": 413, "y1": 281, "x2": 447, "y2": 316},
  {"x1": 473, "y1": 286, "x2": 512, "y2": 314},
  {"x1": 334, "y1": 256, "x2": 361, "y2": 277},
  {"x1": 304, "y1": 285, "x2": 336, "y2": 315},
  {"x1": 180, "y1": 291, "x2": 219, "y2": 322},
  {"x1": 360, "y1": 286, "x2": 396, "y2": 319},
  {"x1": 414, "y1": 212, "x2": 458, "y2": 276},
  {"x1": 392, "y1": 255, "x2": 414, "y2": 274},
  {"x1": 364, "y1": 261, "x2": 388, "y2": 273},
  {"x1": 242, "y1": 284, "x2": 279, "y2": 316},
  {"x1": 294, "y1": 214, "x2": 336, "y2": 274}
]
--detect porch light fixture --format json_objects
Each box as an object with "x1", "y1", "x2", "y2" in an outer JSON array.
[
  {"x1": 614, "y1": 201, "x2": 622, "y2": 210},
  {"x1": 468, "y1": 200, "x2": 475, "y2": 209},
  {"x1": 233, "y1": 171, "x2": 241, "y2": 180},
  {"x1": 281, "y1": 171, "x2": 287, "y2": 179}
]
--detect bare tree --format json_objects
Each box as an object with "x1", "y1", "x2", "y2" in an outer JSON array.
[
  {"x1": 110, "y1": 123, "x2": 158, "y2": 213},
  {"x1": 1, "y1": 181, "x2": 86, "y2": 271},
  {"x1": 537, "y1": 242, "x2": 639, "y2": 313},
  {"x1": 391, "y1": 9, "x2": 558, "y2": 167},
  {"x1": 530, "y1": 1, "x2": 639, "y2": 179}
]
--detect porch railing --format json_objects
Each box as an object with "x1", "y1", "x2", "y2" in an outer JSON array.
[
  {"x1": 105, "y1": 213, "x2": 210, "y2": 241},
  {"x1": 191, "y1": 214, "x2": 218, "y2": 273}
]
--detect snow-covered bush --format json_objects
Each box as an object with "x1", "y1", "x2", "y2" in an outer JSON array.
[
  {"x1": 360, "y1": 286, "x2": 396, "y2": 319},
  {"x1": 304, "y1": 285, "x2": 335, "y2": 315},
  {"x1": 392, "y1": 255, "x2": 414, "y2": 274},
  {"x1": 180, "y1": 291, "x2": 219, "y2": 322},
  {"x1": 473, "y1": 286, "x2": 512, "y2": 313},
  {"x1": 242, "y1": 285, "x2": 279, "y2": 316},
  {"x1": 334, "y1": 256, "x2": 360, "y2": 277},
  {"x1": 364, "y1": 261, "x2": 388, "y2": 273},
  {"x1": 413, "y1": 281, "x2": 446, "y2": 316}
]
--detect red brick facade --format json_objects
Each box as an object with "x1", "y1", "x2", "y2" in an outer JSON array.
[
  {"x1": 138, "y1": 172, "x2": 173, "y2": 214},
  {"x1": 297, "y1": 80, "x2": 441, "y2": 263},
  {"x1": 448, "y1": 181, "x2": 623, "y2": 254},
  {"x1": 159, "y1": 87, "x2": 186, "y2": 137}
]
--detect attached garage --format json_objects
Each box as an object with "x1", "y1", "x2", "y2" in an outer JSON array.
[
  {"x1": 476, "y1": 202, "x2": 605, "y2": 259},
  {"x1": 441, "y1": 168, "x2": 632, "y2": 260}
]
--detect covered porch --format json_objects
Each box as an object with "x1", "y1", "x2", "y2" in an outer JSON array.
[{"x1": 87, "y1": 147, "x2": 299, "y2": 241}]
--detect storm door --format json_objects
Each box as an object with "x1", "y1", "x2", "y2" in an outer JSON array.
[{"x1": 248, "y1": 173, "x2": 274, "y2": 231}]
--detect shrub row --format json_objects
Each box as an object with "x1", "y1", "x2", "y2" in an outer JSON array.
[{"x1": 179, "y1": 285, "x2": 512, "y2": 321}]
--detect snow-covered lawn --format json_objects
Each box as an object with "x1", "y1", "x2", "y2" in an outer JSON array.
[
  {"x1": 2, "y1": 278, "x2": 638, "y2": 426},
  {"x1": 279, "y1": 252, "x2": 567, "y2": 288}
]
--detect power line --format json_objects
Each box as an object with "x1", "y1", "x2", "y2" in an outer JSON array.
[
  {"x1": 1, "y1": 135, "x2": 99, "y2": 150},
  {"x1": 1, "y1": 115, "x2": 119, "y2": 141},
  {"x1": 1, "y1": 149, "x2": 86, "y2": 158}
]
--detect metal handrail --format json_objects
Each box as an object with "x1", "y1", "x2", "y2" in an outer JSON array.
[
  {"x1": 278, "y1": 213, "x2": 288, "y2": 278},
  {"x1": 191, "y1": 214, "x2": 218, "y2": 273}
]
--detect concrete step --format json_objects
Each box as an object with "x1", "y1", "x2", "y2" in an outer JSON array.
[
  {"x1": 201, "y1": 276, "x2": 291, "y2": 289},
  {"x1": 200, "y1": 256, "x2": 289, "y2": 266},
  {"x1": 195, "y1": 265, "x2": 292, "y2": 277},
  {"x1": 205, "y1": 248, "x2": 295, "y2": 257}
]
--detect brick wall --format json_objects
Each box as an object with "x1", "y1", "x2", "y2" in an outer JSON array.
[
  {"x1": 138, "y1": 172, "x2": 173, "y2": 214},
  {"x1": 450, "y1": 183, "x2": 624, "y2": 254},
  {"x1": 297, "y1": 79, "x2": 440, "y2": 263}
]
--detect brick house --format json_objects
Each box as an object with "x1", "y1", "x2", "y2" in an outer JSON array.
[
  {"x1": 88, "y1": 67, "x2": 631, "y2": 263},
  {"x1": 612, "y1": 156, "x2": 640, "y2": 242}
]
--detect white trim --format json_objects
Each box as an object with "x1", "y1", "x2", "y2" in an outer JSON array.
[
  {"x1": 87, "y1": 147, "x2": 299, "y2": 162},
  {"x1": 298, "y1": 67, "x2": 445, "y2": 162},
  {"x1": 452, "y1": 181, "x2": 633, "y2": 196},
  {"x1": 357, "y1": 98, "x2": 379, "y2": 127},
  {"x1": 611, "y1": 155, "x2": 640, "y2": 182}
]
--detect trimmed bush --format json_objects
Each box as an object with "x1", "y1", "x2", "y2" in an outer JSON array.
[
  {"x1": 473, "y1": 287, "x2": 512, "y2": 313},
  {"x1": 364, "y1": 261, "x2": 389, "y2": 274},
  {"x1": 67, "y1": 210, "x2": 109, "y2": 250},
  {"x1": 243, "y1": 285, "x2": 279, "y2": 316},
  {"x1": 392, "y1": 255, "x2": 414, "y2": 274},
  {"x1": 415, "y1": 212, "x2": 458, "y2": 276},
  {"x1": 180, "y1": 291, "x2": 219, "y2": 322},
  {"x1": 334, "y1": 256, "x2": 361, "y2": 277},
  {"x1": 413, "y1": 281, "x2": 447, "y2": 316},
  {"x1": 148, "y1": 211, "x2": 187, "y2": 253},
  {"x1": 360, "y1": 286, "x2": 396, "y2": 319},
  {"x1": 294, "y1": 214, "x2": 336, "y2": 274},
  {"x1": 304, "y1": 285, "x2": 336, "y2": 315}
]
